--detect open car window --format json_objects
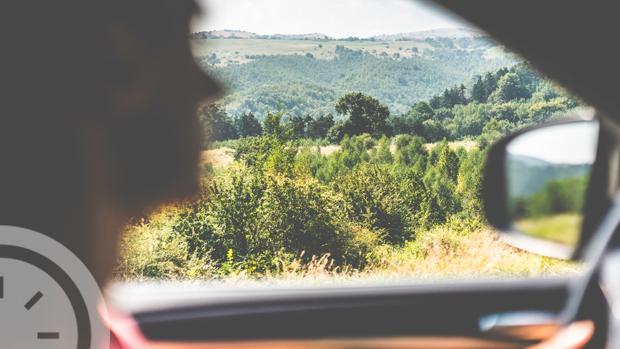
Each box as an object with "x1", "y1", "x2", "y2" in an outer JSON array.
[{"x1": 114, "y1": 0, "x2": 589, "y2": 286}]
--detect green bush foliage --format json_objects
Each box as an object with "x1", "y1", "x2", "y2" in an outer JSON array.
[
  {"x1": 157, "y1": 131, "x2": 485, "y2": 277},
  {"x1": 117, "y1": 61, "x2": 581, "y2": 279}
]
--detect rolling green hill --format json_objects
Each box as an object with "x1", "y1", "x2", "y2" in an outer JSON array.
[{"x1": 192, "y1": 31, "x2": 516, "y2": 119}]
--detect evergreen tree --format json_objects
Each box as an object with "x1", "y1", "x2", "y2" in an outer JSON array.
[
  {"x1": 438, "y1": 85, "x2": 468, "y2": 109},
  {"x1": 371, "y1": 136, "x2": 393, "y2": 164},
  {"x1": 199, "y1": 104, "x2": 238, "y2": 144},
  {"x1": 482, "y1": 72, "x2": 498, "y2": 99},
  {"x1": 235, "y1": 112, "x2": 263, "y2": 137},
  {"x1": 285, "y1": 114, "x2": 307, "y2": 139},
  {"x1": 429, "y1": 95, "x2": 443, "y2": 109},
  {"x1": 470, "y1": 76, "x2": 487, "y2": 102},
  {"x1": 307, "y1": 114, "x2": 335, "y2": 139},
  {"x1": 263, "y1": 112, "x2": 285, "y2": 139}
]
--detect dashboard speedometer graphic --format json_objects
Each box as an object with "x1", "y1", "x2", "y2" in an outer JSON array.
[{"x1": 0, "y1": 226, "x2": 109, "y2": 349}]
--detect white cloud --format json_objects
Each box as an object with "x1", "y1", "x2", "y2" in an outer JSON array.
[{"x1": 194, "y1": 0, "x2": 472, "y2": 38}]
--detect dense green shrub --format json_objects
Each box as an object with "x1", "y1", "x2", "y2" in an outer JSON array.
[{"x1": 172, "y1": 166, "x2": 381, "y2": 274}]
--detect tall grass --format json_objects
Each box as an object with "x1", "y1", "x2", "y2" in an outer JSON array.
[{"x1": 115, "y1": 206, "x2": 579, "y2": 282}]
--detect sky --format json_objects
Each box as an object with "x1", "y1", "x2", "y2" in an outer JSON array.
[
  {"x1": 194, "y1": 0, "x2": 472, "y2": 38},
  {"x1": 507, "y1": 122, "x2": 599, "y2": 165}
]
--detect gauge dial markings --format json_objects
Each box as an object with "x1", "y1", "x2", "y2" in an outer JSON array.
[
  {"x1": 24, "y1": 291, "x2": 43, "y2": 310},
  {"x1": 37, "y1": 332, "x2": 60, "y2": 339}
]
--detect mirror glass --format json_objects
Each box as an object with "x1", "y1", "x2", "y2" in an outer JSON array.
[{"x1": 505, "y1": 121, "x2": 599, "y2": 254}]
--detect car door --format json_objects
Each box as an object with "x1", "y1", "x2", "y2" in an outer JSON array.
[{"x1": 106, "y1": 277, "x2": 578, "y2": 348}]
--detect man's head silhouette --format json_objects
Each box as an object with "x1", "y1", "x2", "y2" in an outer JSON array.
[{"x1": 0, "y1": 0, "x2": 221, "y2": 283}]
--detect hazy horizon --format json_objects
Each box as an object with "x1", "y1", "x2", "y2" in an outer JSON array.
[
  {"x1": 194, "y1": 0, "x2": 474, "y2": 39},
  {"x1": 193, "y1": 26, "x2": 478, "y2": 38}
]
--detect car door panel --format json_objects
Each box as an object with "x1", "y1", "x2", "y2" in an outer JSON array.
[{"x1": 109, "y1": 277, "x2": 571, "y2": 347}]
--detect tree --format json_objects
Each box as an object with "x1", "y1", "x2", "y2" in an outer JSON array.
[
  {"x1": 456, "y1": 149, "x2": 484, "y2": 216},
  {"x1": 491, "y1": 102, "x2": 519, "y2": 123},
  {"x1": 284, "y1": 114, "x2": 307, "y2": 139},
  {"x1": 433, "y1": 141, "x2": 460, "y2": 182},
  {"x1": 510, "y1": 63, "x2": 540, "y2": 91},
  {"x1": 335, "y1": 92, "x2": 390, "y2": 137},
  {"x1": 439, "y1": 85, "x2": 468, "y2": 108},
  {"x1": 482, "y1": 71, "x2": 499, "y2": 99},
  {"x1": 477, "y1": 118, "x2": 513, "y2": 149},
  {"x1": 429, "y1": 95, "x2": 443, "y2": 109},
  {"x1": 235, "y1": 112, "x2": 263, "y2": 137},
  {"x1": 199, "y1": 104, "x2": 238, "y2": 145},
  {"x1": 470, "y1": 76, "x2": 487, "y2": 103},
  {"x1": 394, "y1": 135, "x2": 427, "y2": 172},
  {"x1": 263, "y1": 112, "x2": 285, "y2": 139},
  {"x1": 326, "y1": 122, "x2": 347, "y2": 143},
  {"x1": 450, "y1": 103, "x2": 492, "y2": 138},
  {"x1": 421, "y1": 119, "x2": 448, "y2": 142},
  {"x1": 396, "y1": 101, "x2": 435, "y2": 138},
  {"x1": 306, "y1": 114, "x2": 335, "y2": 139},
  {"x1": 410, "y1": 101, "x2": 434, "y2": 120},
  {"x1": 433, "y1": 107, "x2": 454, "y2": 122},
  {"x1": 423, "y1": 141, "x2": 462, "y2": 223},
  {"x1": 371, "y1": 136, "x2": 393, "y2": 164},
  {"x1": 491, "y1": 72, "x2": 531, "y2": 102}
]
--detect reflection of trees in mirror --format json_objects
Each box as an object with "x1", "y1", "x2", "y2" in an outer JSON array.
[
  {"x1": 511, "y1": 176, "x2": 588, "y2": 218},
  {"x1": 507, "y1": 154, "x2": 591, "y2": 198},
  {"x1": 510, "y1": 176, "x2": 588, "y2": 247}
]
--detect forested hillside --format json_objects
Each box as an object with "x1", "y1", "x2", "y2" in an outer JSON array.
[
  {"x1": 192, "y1": 32, "x2": 516, "y2": 118},
  {"x1": 200, "y1": 63, "x2": 578, "y2": 147}
]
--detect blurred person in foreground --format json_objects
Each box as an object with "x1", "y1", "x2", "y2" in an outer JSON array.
[{"x1": 0, "y1": 0, "x2": 220, "y2": 284}]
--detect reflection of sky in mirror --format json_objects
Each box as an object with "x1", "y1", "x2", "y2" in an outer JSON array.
[{"x1": 507, "y1": 122, "x2": 599, "y2": 165}]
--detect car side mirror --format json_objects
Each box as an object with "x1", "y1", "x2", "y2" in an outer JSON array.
[{"x1": 482, "y1": 120, "x2": 599, "y2": 259}]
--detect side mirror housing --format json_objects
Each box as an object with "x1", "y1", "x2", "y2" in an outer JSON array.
[{"x1": 482, "y1": 120, "x2": 599, "y2": 259}]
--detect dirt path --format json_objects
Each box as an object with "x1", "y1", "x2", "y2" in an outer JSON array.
[
  {"x1": 201, "y1": 147, "x2": 235, "y2": 168},
  {"x1": 424, "y1": 140, "x2": 476, "y2": 151}
]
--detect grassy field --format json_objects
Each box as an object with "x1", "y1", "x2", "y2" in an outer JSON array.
[
  {"x1": 515, "y1": 213, "x2": 582, "y2": 247},
  {"x1": 191, "y1": 38, "x2": 435, "y2": 66}
]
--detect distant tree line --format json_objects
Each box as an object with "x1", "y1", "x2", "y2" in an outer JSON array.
[{"x1": 200, "y1": 63, "x2": 577, "y2": 148}]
